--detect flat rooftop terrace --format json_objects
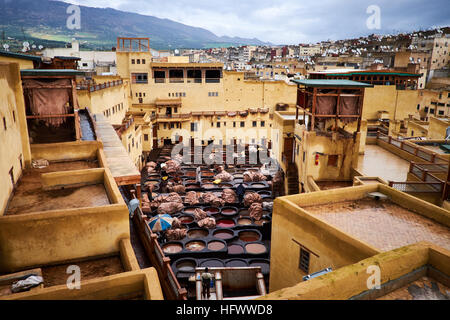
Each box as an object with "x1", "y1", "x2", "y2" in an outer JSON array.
[
  {"x1": 357, "y1": 145, "x2": 410, "y2": 181},
  {"x1": 302, "y1": 197, "x2": 450, "y2": 252},
  {"x1": 4, "y1": 160, "x2": 110, "y2": 215},
  {"x1": 41, "y1": 255, "x2": 124, "y2": 287}
]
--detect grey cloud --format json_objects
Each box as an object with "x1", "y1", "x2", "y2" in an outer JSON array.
[{"x1": 61, "y1": 0, "x2": 450, "y2": 44}]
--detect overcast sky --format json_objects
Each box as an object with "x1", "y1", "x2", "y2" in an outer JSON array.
[{"x1": 61, "y1": 0, "x2": 450, "y2": 44}]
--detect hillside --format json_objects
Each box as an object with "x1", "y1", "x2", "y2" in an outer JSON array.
[{"x1": 0, "y1": 0, "x2": 271, "y2": 50}]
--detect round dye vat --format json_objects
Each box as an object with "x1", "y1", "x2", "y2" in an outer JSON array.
[
  {"x1": 233, "y1": 174, "x2": 244, "y2": 179},
  {"x1": 251, "y1": 183, "x2": 266, "y2": 188},
  {"x1": 200, "y1": 259, "x2": 225, "y2": 268},
  {"x1": 237, "y1": 218, "x2": 252, "y2": 226},
  {"x1": 213, "y1": 229, "x2": 234, "y2": 240},
  {"x1": 239, "y1": 209, "x2": 249, "y2": 216},
  {"x1": 238, "y1": 231, "x2": 260, "y2": 242},
  {"x1": 228, "y1": 244, "x2": 244, "y2": 254},
  {"x1": 183, "y1": 207, "x2": 198, "y2": 214},
  {"x1": 146, "y1": 180, "x2": 159, "y2": 186},
  {"x1": 207, "y1": 241, "x2": 225, "y2": 251},
  {"x1": 162, "y1": 243, "x2": 183, "y2": 254},
  {"x1": 185, "y1": 241, "x2": 206, "y2": 252},
  {"x1": 204, "y1": 207, "x2": 220, "y2": 215},
  {"x1": 176, "y1": 259, "x2": 196, "y2": 272},
  {"x1": 202, "y1": 171, "x2": 215, "y2": 177},
  {"x1": 184, "y1": 179, "x2": 196, "y2": 184},
  {"x1": 188, "y1": 229, "x2": 209, "y2": 238},
  {"x1": 249, "y1": 260, "x2": 270, "y2": 274},
  {"x1": 179, "y1": 216, "x2": 194, "y2": 224},
  {"x1": 220, "y1": 183, "x2": 233, "y2": 188},
  {"x1": 185, "y1": 171, "x2": 196, "y2": 177},
  {"x1": 254, "y1": 218, "x2": 270, "y2": 226},
  {"x1": 221, "y1": 207, "x2": 238, "y2": 216},
  {"x1": 216, "y1": 219, "x2": 235, "y2": 228},
  {"x1": 225, "y1": 259, "x2": 248, "y2": 268},
  {"x1": 202, "y1": 183, "x2": 215, "y2": 189},
  {"x1": 258, "y1": 191, "x2": 271, "y2": 196},
  {"x1": 202, "y1": 179, "x2": 214, "y2": 184},
  {"x1": 245, "y1": 243, "x2": 267, "y2": 254}
]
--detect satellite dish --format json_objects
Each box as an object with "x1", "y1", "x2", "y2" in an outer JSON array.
[
  {"x1": 38, "y1": 45, "x2": 44, "y2": 50},
  {"x1": 23, "y1": 41, "x2": 29, "y2": 47},
  {"x1": 32, "y1": 44, "x2": 36, "y2": 49},
  {"x1": 3, "y1": 44, "x2": 9, "y2": 51}
]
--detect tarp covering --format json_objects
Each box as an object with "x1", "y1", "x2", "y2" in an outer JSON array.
[
  {"x1": 249, "y1": 203, "x2": 263, "y2": 221},
  {"x1": 193, "y1": 208, "x2": 208, "y2": 221},
  {"x1": 23, "y1": 79, "x2": 72, "y2": 127},
  {"x1": 244, "y1": 192, "x2": 262, "y2": 207},
  {"x1": 222, "y1": 188, "x2": 237, "y2": 204},
  {"x1": 185, "y1": 191, "x2": 201, "y2": 205},
  {"x1": 197, "y1": 217, "x2": 216, "y2": 229},
  {"x1": 338, "y1": 94, "x2": 360, "y2": 123},
  {"x1": 316, "y1": 94, "x2": 337, "y2": 115}
]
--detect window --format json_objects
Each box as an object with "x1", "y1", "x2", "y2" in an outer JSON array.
[
  {"x1": 163, "y1": 123, "x2": 167, "y2": 129},
  {"x1": 417, "y1": 104, "x2": 420, "y2": 110},
  {"x1": 261, "y1": 121, "x2": 265, "y2": 127},
  {"x1": 132, "y1": 138, "x2": 135, "y2": 147},
  {"x1": 217, "y1": 122, "x2": 221, "y2": 128},
  {"x1": 3, "y1": 117, "x2": 6, "y2": 130},
  {"x1": 430, "y1": 108, "x2": 435, "y2": 114},
  {"x1": 12, "y1": 111, "x2": 16, "y2": 123},
  {"x1": 131, "y1": 59, "x2": 135, "y2": 64},
  {"x1": 137, "y1": 59, "x2": 141, "y2": 64},
  {"x1": 439, "y1": 110, "x2": 444, "y2": 116},
  {"x1": 424, "y1": 107, "x2": 429, "y2": 112},
  {"x1": 240, "y1": 122, "x2": 245, "y2": 127},
  {"x1": 328, "y1": 155, "x2": 338, "y2": 167},
  {"x1": 132, "y1": 73, "x2": 148, "y2": 84},
  {"x1": 299, "y1": 248, "x2": 310, "y2": 273},
  {"x1": 174, "y1": 107, "x2": 178, "y2": 113},
  {"x1": 144, "y1": 134, "x2": 149, "y2": 141},
  {"x1": 170, "y1": 123, "x2": 175, "y2": 129},
  {"x1": 252, "y1": 121, "x2": 257, "y2": 127},
  {"x1": 142, "y1": 59, "x2": 146, "y2": 64},
  {"x1": 233, "y1": 122, "x2": 236, "y2": 128}
]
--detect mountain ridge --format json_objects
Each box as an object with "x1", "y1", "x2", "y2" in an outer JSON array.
[{"x1": 0, "y1": 0, "x2": 272, "y2": 50}]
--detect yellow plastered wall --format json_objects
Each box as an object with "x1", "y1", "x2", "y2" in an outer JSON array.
[
  {"x1": 268, "y1": 183, "x2": 450, "y2": 293},
  {"x1": 77, "y1": 82, "x2": 130, "y2": 126},
  {"x1": 0, "y1": 62, "x2": 31, "y2": 215},
  {"x1": 294, "y1": 125, "x2": 361, "y2": 184},
  {"x1": 269, "y1": 188, "x2": 380, "y2": 292},
  {"x1": 362, "y1": 85, "x2": 418, "y2": 121},
  {"x1": 120, "y1": 122, "x2": 144, "y2": 170},
  {"x1": 0, "y1": 56, "x2": 34, "y2": 70},
  {"x1": 427, "y1": 117, "x2": 450, "y2": 140},
  {"x1": 260, "y1": 242, "x2": 449, "y2": 300}
]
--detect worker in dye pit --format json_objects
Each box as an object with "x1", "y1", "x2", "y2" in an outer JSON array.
[
  {"x1": 201, "y1": 267, "x2": 213, "y2": 300},
  {"x1": 196, "y1": 166, "x2": 201, "y2": 183},
  {"x1": 236, "y1": 183, "x2": 245, "y2": 204},
  {"x1": 160, "y1": 175, "x2": 169, "y2": 194}
]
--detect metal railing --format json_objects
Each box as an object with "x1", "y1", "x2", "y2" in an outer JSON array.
[
  {"x1": 377, "y1": 132, "x2": 447, "y2": 164},
  {"x1": 389, "y1": 181, "x2": 443, "y2": 193},
  {"x1": 409, "y1": 162, "x2": 447, "y2": 183},
  {"x1": 131, "y1": 195, "x2": 187, "y2": 300},
  {"x1": 77, "y1": 80, "x2": 123, "y2": 92}
]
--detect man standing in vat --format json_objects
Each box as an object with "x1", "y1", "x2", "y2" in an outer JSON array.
[
  {"x1": 201, "y1": 268, "x2": 213, "y2": 300},
  {"x1": 236, "y1": 183, "x2": 245, "y2": 204}
]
